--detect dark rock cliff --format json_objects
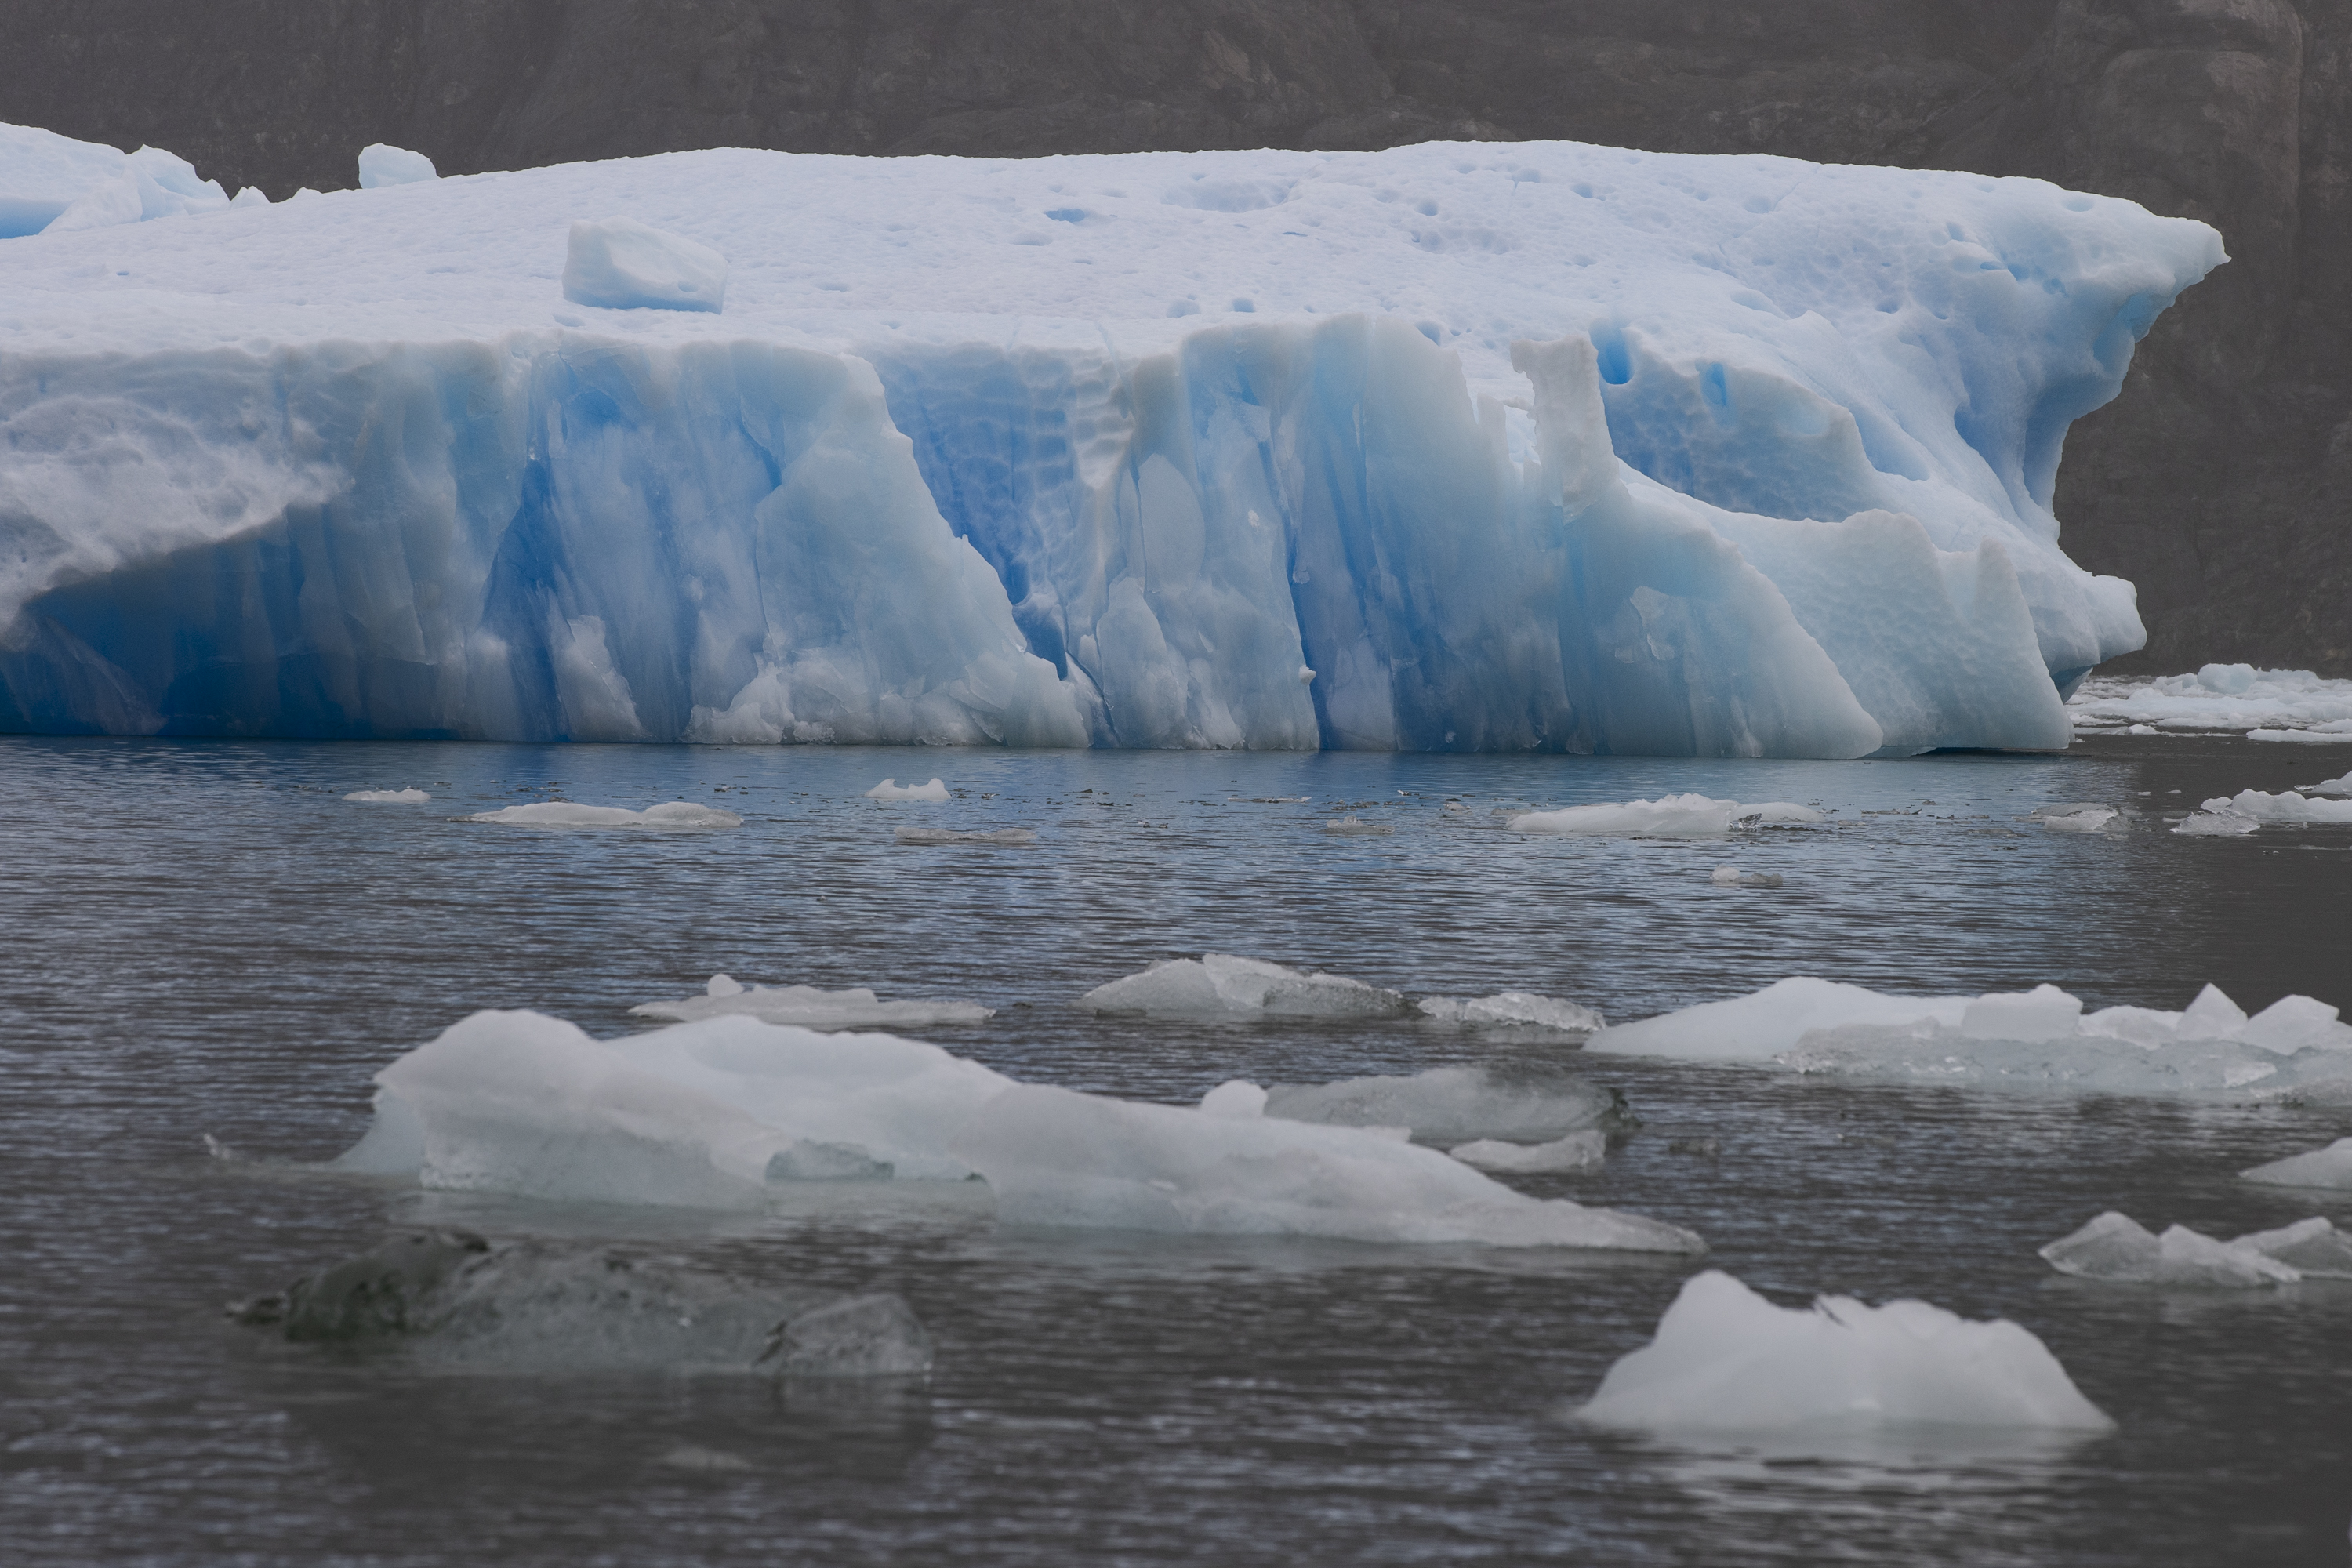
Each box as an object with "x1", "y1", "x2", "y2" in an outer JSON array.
[{"x1": 4, "y1": 0, "x2": 2343, "y2": 673}]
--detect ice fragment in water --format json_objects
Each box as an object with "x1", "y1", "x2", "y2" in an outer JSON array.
[
  {"x1": 1510, "y1": 795, "x2": 1820, "y2": 837},
  {"x1": 563, "y1": 216, "x2": 727, "y2": 312},
  {"x1": 1709, "y1": 866, "x2": 1782, "y2": 887},
  {"x1": 1414, "y1": 991, "x2": 1603, "y2": 1033},
  {"x1": 2193, "y1": 789, "x2": 2352, "y2": 827},
  {"x1": 463, "y1": 800, "x2": 742, "y2": 829},
  {"x1": 2172, "y1": 807, "x2": 2260, "y2": 837},
  {"x1": 2230, "y1": 1217, "x2": 2352, "y2": 1278},
  {"x1": 633, "y1": 978, "x2": 993, "y2": 1029},
  {"x1": 2304, "y1": 768, "x2": 2352, "y2": 798},
  {"x1": 1262, "y1": 1063, "x2": 1623, "y2": 1145},
  {"x1": 893, "y1": 826, "x2": 1035, "y2": 844},
  {"x1": 2033, "y1": 803, "x2": 2117, "y2": 831},
  {"x1": 1573, "y1": 1270, "x2": 2112, "y2": 1439},
  {"x1": 1078, "y1": 953, "x2": 1413, "y2": 1019},
  {"x1": 357, "y1": 144, "x2": 438, "y2": 188},
  {"x1": 1323, "y1": 815, "x2": 1392, "y2": 836},
  {"x1": 344, "y1": 787, "x2": 430, "y2": 802},
  {"x1": 2038, "y1": 1211, "x2": 2299, "y2": 1287},
  {"x1": 2068, "y1": 667, "x2": 2352, "y2": 737},
  {"x1": 1448, "y1": 1131, "x2": 1606, "y2": 1173},
  {"x1": 866, "y1": 777, "x2": 949, "y2": 801},
  {"x1": 2241, "y1": 1136, "x2": 2352, "y2": 1189}
]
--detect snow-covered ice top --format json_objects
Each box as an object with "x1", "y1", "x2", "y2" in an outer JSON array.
[
  {"x1": 337, "y1": 1008, "x2": 1701, "y2": 1251},
  {"x1": 2069, "y1": 666, "x2": 2352, "y2": 740},
  {"x1": 0, "y1": 133, "x2": 2220, "y2": 751},
  {"x1": 1589, "y1": 976, "x2": 2352, "y2": 1098},
  {"x1": 630, "y1": 974, "x2": 993, "y2": 1029},
  {"x1": 1573, "y1": 1269, "x2": 2113, "y2": 1441}
]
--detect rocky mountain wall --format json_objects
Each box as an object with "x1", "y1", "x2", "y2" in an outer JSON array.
[{"x1": 4, "y1": 0, "x2": 2343, "y2": 673}]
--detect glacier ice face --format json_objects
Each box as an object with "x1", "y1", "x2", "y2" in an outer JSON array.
[
  {"x1": 0, "y1": 137, "x2": 2220, "y2": 750},
  {"x1": 1573, "y1": 1269, "x2": 2113, "y2": 1440}
]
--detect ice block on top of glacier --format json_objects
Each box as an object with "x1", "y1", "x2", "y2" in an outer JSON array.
[{"x1": 563, "y1": 216, "x2": 726, "y2": 312}]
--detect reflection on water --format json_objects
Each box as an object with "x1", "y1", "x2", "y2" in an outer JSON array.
[{"x1": 2, "y1": 733, "x2": 2348, "y2": 1565}]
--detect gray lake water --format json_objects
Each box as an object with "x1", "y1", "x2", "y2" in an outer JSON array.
[{"x1": 3, "y1": 732, "x2": 2348, "y2": 1566}]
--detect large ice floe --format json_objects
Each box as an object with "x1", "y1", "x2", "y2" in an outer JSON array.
[
  {"x1": 1588, "y1": 977, "x2": 2352, "y2": 1099},
  {"x1": 1573, "y1": 1270, "x2": 2113, "y2": 1442},
  {"x1": 2170, "y1": 783, "x2": 2352, "y2": 838},
  {"x1": 0, "y1": 125, "x2": 2220, "y2": 751},
  {"x1": 2069, "y1": 666, "x2": 2352, "y2": 742},
  {"x1": 337, "y1": 1010, "x2": 1701, "y2": 1251},
  {"x1": 2038, "y1": 1211, "x2": 2352, "y2": 1288}
]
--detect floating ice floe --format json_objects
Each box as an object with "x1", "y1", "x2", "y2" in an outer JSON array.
[
  {"x1": 1260, "y1": 1063, "x2": 1625, "y2": 1147},
  {"x1": 2306, "y1": 769, "x2": 2352, "y2": 798},
  {"x1": 2241, "y1": 1136, "x2": 2352, "y2": 1189},
  {"x1": 1508, "y1": 795, "x2": 1821, "y2": 837},
  {"x1": 1709, "y1": 866, "x2": 1784, "y2": 887},
  {"x1": 2031, "y1": 802, "x2": 2119, "y2": 833},
  {"x1": 232, "y1": 1230, "x2": 931, "y2": 1376},
  {"x1": 631, "y1": 974, "x2": 994, "y2": 1029},
  {"x1": 337, "y1": 1010, "x2": 1701, "y2": 1251},
  {"x1": 1, "y1": 132, "x2": 2216, "y2": 751},
  {"x1": 1588, "y1": 977, "x2": 2352, "y2": 1099},
  {"x1": 1414, "y1": 991, "x2": 1605, "y2": 1033},
  {"x1": 1447, "y1": 1131, "x2": 1606, "y2": 1173},
  {"x1": 344, "y1": 787, "x2": 430, "y2": 803},
  {"x1": 1079, "y1": 953, "x2": 1414, "y2": 1019},
  {"x1": 2068, "y1": 666, "x2": 2352, "y2": 738},
  {"x1": 2189, "y1": 789, "x2": 2352, "y2": 828},
  {"x1": 463, "y1": 800, "x2": 742, "y2": 829},
  {"x1": 2171, "y1": 807, "x2": 2260, "y2": 837},
  {"x1": 1573, "y1": 1270, "x2": 2113, "y2": 1439},
  {"x1": 2039, "y1": 1210, "x2": 2352, "y2": 1287},
  {"x1": 866, "y1": 777, "x2": 949, "y2": 801},
  {"x1": 893, "y1": 826, "x2": 1034, "y2": 844}
]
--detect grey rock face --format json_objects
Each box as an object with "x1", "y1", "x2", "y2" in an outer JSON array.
[{"x1": 3, "y1": 0, "x2": 2342, "y2": 671}]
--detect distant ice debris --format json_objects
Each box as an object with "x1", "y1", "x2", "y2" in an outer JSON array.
[
  {"x1": 336, "y1": 1009, "x2": 1700, "y2": 1251},
  {"x1": 1710, "y1": 866, "x2": 1784, "y2": 887},
  {"x1": 2032, "y1": 803, "x2": 2118, "y2": 832},
  {"x1": 357, "y1": 144, "x2": 438, "y2": 189},
  {"x1": 562, "y1": 216, "x2": 728, "y2": 313},
  {"x1": 1261, "y1": 1063, "x2": 1624, "y2": 1147},
  {"x1": 1414, "y1": 991, "x2": 1605, "y2": 1033},
  {"x1": 1447, "y1": 1131, "x2": 1606, "y2": 1173},
  {"x1": 2038, "y1": 1210, "x2": 2352, "y2": 1287},
  {"x1": 463, "y1": 800, "x2": 742, "y2": 829},
  {"x1": 631, "y1": 975, "x2": 994, "y2": 1029},
  {"x1": 344, "y1": 787, "x2": 430, "y2": 803},
  {"x1": 1323, "y1": 815, "x2": 1392, "y2": 836},
  {"x1": 2069, "y1": 666, "x2": 2352, "y2": 738},
  {"x1": 1509, "y1": 795, "x2": 1820, "y2": 837},
  {"x1": 1573, "y1": 1270, "x2": 2112, "y2": 1439},
  {"x1": 1078, "y1": 953, "x2": 1414, "y2": 1020},
  {"x1": 2241, "y1": 1136, "x2": 2352, "y2": 1189},
  {"x1": 866, "y1": 777, "x2": 949, "y2": 801},
  {"x1": 893, "y1": 826, "x2": 1034, "y2": 844},
  {"x1": 1589, "y1": 976, "x2": 2352, "y2": 1098}
]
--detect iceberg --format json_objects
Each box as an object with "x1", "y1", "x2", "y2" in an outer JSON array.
[
  {"x1": 866, "y1": 776, "x2": 949, "y2": 801},
  {"x1": 338, "y1": 1008, "x2": 1699, "y2": 1250},
  {"x1": 1573, "y1": 1270, "x2": 2113, "y2": 1440},
  {"x1": 2037, "y1": 1210, "x2": 2350, "y2": 1287},
  {"x1": 2242, "y1": 1136, "x2": 2352, "y2": 1189},
  {"x1": 1590, "y1": 977, "x2": 2352, "y2": 1098},
  {"x1": 0, "y1": 135, "x2": 2219, "y2": 750},
  {"x1": 630, "y1": 973, "x2": 994, "y2": 1029}
]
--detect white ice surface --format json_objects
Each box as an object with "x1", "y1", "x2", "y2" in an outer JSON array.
[
  {"x1": 563, "y1": 216, "x2": 727, "y2": 313},
  {"x1": 343, "y1": 786, "x2": 430, "y2": 802},
  {"x1": 463, "y1": 800, "x2": 742, "y2": 829},
  {"x1": 2038, "y1": 1210, "x2": 2352, "y2": 1286},
  {"x1": 1078, "y1": 953, "x2": 1413, "y2": 1019},
  {"x1": 630, "y1": 974, "x2": 994, "y2": 1029},
  {"x1": 1573, "y1": 1269, "x2": 2112, "y2": 1437},
  {"x1": 2194, "y1": 789, "x2": 2352, "y2": 827},
  {"x1": 1508, "y1": 794, "x2": 1823, "y2": 837},
  {"x1": 0, "y1": 123, "x2": 230, "y2": 239},
  {"x1": 358, "y1": 144, "x2": 438, "y2": 190},
  {"x1": 2069, "y1": 666, "x2": 2352, "y2": 736},
  {"x1": 1591, "y1": 977, "x2": 2352, "y2": 1098},
  {"x1": 337, "y1": 1008, "x2": 1699, "y2": 1250},
  {"x1": 0, "y1": 133, "x2": 2219, "y2": 751},
  {"x1": 866, "y1": 777, "x2": 949, "y2": 801},
  {"x1": 2306, "y1": 770, "x2": 2352, "y2": 798},
  {"x1": 2242, "y1": 1136, "x2": 2352, "y2": 1189},
  {"x1": 1414, "y1": 991, "x2": 1604, "y2": 1033},
  {"x1": 1447, "y1": 1131, "x2": 1606, "y2": 1173}
]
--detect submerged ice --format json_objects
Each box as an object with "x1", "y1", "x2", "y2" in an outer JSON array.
[{"x1": 0, "y1": 133, "x2": 2219, "y2": 751}]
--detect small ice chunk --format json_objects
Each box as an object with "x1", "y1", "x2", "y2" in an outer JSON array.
[
  {"x1": 2034, "y1": 804, "x2": 2118, "y2": 832},
  {"x1": 1323, "y1": 815, "x2": 1392, "y2": 836},
  {"x1": 893, "y1": 826, "x2": 1035, "y2": 844},
  {"x1": 1079, "y1": 953, "x2": 1413, "y2": 1020},
  {"x1": 1510, "y1": 795, "x2": 1817, "y2": 837},
  {"x1": 1415, "y1": 991, "x2": 1604, "y2": 1033},
  {"x1": 357, "y1": 144, "x2": 438, "y2": 188},
  {"x1": 2304, "y1": 769, "x2": 2352, "y2": 798},
  {"x1": 2172, "y1": 808, "x2": 2259, "y2": 837},
  {"x1": 2241, "y1": 1136, "x2": 2352, "y2": 1189},
  {"x1": 2038, "y1": 1211, "x2": 2299, "y2": 1287},
  {"x1": 866, "y1": 777, "x2": 949, "y2": 801},
  {"x1": 464, "y1": 800, "x2": 741, "y2": 829},
  {"x1": 2232, "y1": 1217, "x2": 2352, "y2": 1278},
  {"x1": 1709, "y1": 866, "x2": 1783, "y2": 887},
  {"x1": 1263, "y1": 1063, "x2": 1621, "y2": 1146},
  {"x1": 764, "y1": 1139, "x2": 895, "y2": 1182},
  {"x1": 633, "y1": 980, "x2": 993, "y2": 1029},
  {"x1": 344, "y1": 787, "x2": 430, "y2": 803},
  {"x1": 563, "y1": 216, "x2": 728, "y2": 313},
  {"x1": 2127, "y1": 723, "x2": 2156, "y2": 735},
  {"x1": 1198, "y1": 1080, "x2": 1269, "y2": 1119},
  {"x1": 2196, "y1": 789, "x2": 2352, "y2": 826},
  {"x1": 1573, "y1": 1270, "x2": 2113, "y2": 1438},
  {"x1": 1448, "y1": 1130, "x2": 1606, "y2": 1172}
]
